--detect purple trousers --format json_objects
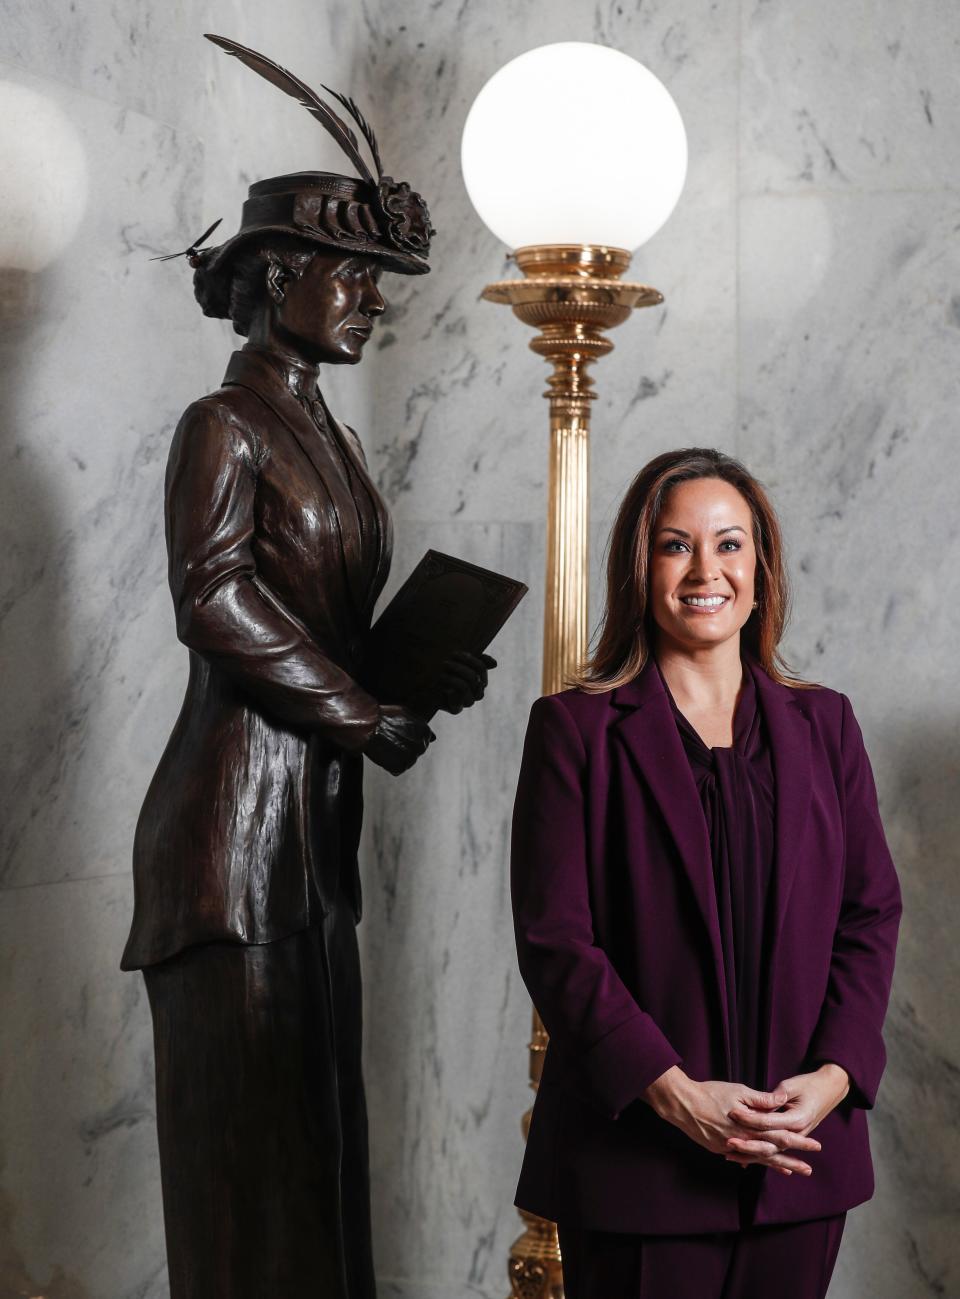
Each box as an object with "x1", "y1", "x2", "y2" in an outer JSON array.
[{"x1": 557, "y1": 1213, "x2": 846, "y2": 1299}]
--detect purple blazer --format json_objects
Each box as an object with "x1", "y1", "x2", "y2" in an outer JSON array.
[{"x1": 510, "y1": 652, "x2": 902, "y2": 1233}]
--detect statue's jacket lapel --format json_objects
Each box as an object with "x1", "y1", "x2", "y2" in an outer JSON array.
[{"x1": 222, "y1": 347, "x2": 392, "y2": 635}]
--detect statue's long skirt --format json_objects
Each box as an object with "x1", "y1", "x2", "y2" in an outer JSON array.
[{"x1": 143, "y1": 882, "x2": 374, "y2": 1299}]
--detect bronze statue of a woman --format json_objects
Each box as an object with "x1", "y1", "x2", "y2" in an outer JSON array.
[{"x1": 121, "y1": 36, "x2": 495, "y2": 1299}]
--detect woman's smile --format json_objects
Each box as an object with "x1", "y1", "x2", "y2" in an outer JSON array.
[{"x1": 678, "y1": 593, "x2": 732, "y2": 613}]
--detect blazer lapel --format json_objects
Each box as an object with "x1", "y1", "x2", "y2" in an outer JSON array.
[
  {"x1": 746, "y1": 656, "x2": 813, "y2": 1085},
  {"x1": 222, "y1": 349, "x2": 369, "y2": 617},
  {"x1": 612, "y1": 659, "x2": 733, "y2": 1074},
  {"x1": 746, "y1": 656, "x2": 812, "y2": 951}
]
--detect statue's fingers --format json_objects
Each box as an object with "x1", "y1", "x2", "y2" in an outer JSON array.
[
  {"x1": 440, "y1": 660, "x2": 485, "y2": 687},
  {"x1": 439, "y1": 666, "x2": 486, "y2": 699},
  {"x1": 446, "y1": 650, "x2": 493, "y2": 683}
]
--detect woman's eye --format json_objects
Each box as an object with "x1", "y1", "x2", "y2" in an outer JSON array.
[{"x1": 661, "y1": 538, "x2": 742, "y2": 553}]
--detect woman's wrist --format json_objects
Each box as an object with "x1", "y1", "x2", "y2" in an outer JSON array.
[
  {"x1": 815, "y1": 1061, "x2": 851, "y2": 1102},
  {"x1": 641, "y1": 1065, "x2": 697, "y2": 1120}
]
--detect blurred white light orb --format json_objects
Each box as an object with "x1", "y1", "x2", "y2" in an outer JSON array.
[
  {"x1": 0, "y1": 81, "x2": 88, "y2": 272},
  {"x1": 461, "y1": 42, "x2": 687, "y2": 252}
]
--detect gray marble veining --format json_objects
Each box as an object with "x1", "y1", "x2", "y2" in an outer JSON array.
[{"x1": 741, "y1": 0, "x2": 960, "y2": 193}]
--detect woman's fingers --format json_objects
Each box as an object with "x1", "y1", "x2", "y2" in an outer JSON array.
[
  {"x1": 725, "y1": 1151, "x2": 809, "y2": 1176},
  {"x1": 767, "y1": 1153, "x2": 813, "y2": 1175},
  {"x1": 742, "y1": 1088, "x2": 789, "y2": 1109},
  {"x1": 726, "y1": 1136, "x2": 779, "y2": 1158},
  {"x1": 727, "y1": 1131, "x2": 821, "y2": 1155},
  {"x1": 725, "y1": 1137, "x2": 815, "y2": 1174},
  {"x1": 727, "y1": 1102, "x2": 807, "y2": 1131},
  {"x1": 727, "y1": 1157, "x2": 794, "y2": 1177}
]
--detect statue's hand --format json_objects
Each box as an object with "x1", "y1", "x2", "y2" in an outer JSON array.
[
  {"x1": 436, "y1": 651, "x2": 497, "y2": 715},
  {"x1": 362, "y1": 704, "x2": 435, "y2": 775}
]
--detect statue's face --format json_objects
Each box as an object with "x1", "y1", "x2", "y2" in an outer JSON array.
[{"x1": 275, "y1": 250, "x2": 386, "y2": 365}]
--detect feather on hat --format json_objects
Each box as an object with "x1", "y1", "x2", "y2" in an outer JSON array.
[{"x1": 159, "y1": 35, "x2": 434, "y2": 277}]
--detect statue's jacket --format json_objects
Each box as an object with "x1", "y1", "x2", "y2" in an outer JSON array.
[{"x1": 122, "y1": 346, "x2": 392, "y2": 971}]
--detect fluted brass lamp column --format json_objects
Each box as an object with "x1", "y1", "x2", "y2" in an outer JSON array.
[{"x1": 461, "y1": 42, "x2": 688, "y2": 1299}]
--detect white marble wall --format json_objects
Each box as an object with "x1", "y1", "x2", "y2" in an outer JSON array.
[
  {"x1": 0, "y1": 0, "x2": 956, "y2": 1296},
  {"x1": 356, "y1": 2, "x2": 960, "y2": 1296}
]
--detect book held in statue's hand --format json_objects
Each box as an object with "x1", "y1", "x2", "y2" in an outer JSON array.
[{"x1": 363, "y1": 550, "x2": 528, "y2": 720}]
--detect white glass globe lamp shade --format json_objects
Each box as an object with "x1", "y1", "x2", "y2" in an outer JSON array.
[
  {"x1": 461, "y1": 42, "x2": 687, "y2": 254},
  {"x1": 0, "y1": 81, "x2": 88, "y2": 272}
]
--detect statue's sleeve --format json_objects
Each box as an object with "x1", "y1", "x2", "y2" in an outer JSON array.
[{"x1": 164, "y1": 396, "x2": 380, "y2": 752}]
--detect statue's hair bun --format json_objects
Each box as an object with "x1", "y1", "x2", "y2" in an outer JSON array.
[{"x1": 191, "y1": 248, "x2": 232, "y2": 321}]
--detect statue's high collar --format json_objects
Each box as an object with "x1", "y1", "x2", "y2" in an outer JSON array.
[{"x1": 241, "y1": 343, "x2": 320, "y2": 400}]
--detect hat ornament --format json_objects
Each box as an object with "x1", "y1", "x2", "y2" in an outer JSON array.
[{"x1": 152, "y1": 35, "x2": 434, "y2": 272}]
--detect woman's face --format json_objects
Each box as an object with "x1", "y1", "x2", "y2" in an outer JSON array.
[
  {"x1": 274, "y1": 250, "x2": 386, "y2": 365},
  {"x1": 648, "y1": 476, "x2": 758, "y2": 653}
]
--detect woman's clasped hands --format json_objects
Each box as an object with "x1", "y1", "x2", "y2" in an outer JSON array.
[
  {"x1": 643, "y1": 1064, "x2": 849, "y2": 1178},
  {"x1": 723, "y1": 1064, "x2": 851, "y2": 1173}
]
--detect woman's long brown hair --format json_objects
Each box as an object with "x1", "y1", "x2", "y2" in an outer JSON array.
[{"x1": 571, "y1": 447, "x2": 820, "y2": 692}]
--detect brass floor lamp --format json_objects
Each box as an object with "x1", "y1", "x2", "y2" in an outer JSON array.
[{"x1": 461, "y1": 41, "x2": 688, "y2": 1299}]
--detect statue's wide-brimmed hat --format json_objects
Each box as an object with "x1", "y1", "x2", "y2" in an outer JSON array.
[{"x1": 162, "y1": 35, "x2": 434, "y2": 277}]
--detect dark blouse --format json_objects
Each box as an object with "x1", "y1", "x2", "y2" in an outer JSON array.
[{"x1": 655, "y1": 659, "x2": 777, "y2": 1090}]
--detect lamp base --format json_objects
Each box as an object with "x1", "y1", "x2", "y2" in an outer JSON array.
[
  {"x1": 506, "y1": 1208, "x2": 564, "y2": 1299},
  {"x1": 482, "y1": 244, "x2": 662, "y2": 404}
]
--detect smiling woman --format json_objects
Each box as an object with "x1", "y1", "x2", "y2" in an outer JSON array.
[{"x1": 511, "y1": 447, "x2": 902, "y2": 1298}]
